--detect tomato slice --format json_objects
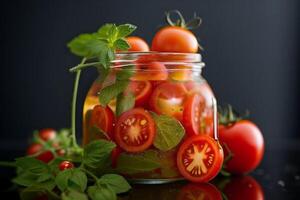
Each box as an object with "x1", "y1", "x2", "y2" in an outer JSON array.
[
  {"x1": 132, "y1": 61, "x2": 168, "y2": 81},
  {"x1": 115, "y1": 108, "x2": 156, "y2": 153},
  {"x1": 177, "y1": 135, "x2": 224, "y2": 183},
  {"x1": 177, "y1": 183, "x2": 222, "y2": 200},
  {"x1": 149, "y1": 82, "x2": 187, "y2": 121},
  {"x1": 89, "y1": 105, "x2": 115, "y2": 140},
  {"x1": 126, "y1": 81, "x2": 152, "y2": 106},
  {"x1": 183, "y1": 93, "x2": 213, "y2": 136}
]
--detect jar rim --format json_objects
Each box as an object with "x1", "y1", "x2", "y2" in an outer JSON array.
[{"x1": 112, "y1": 51, "x2": 203, "y2": 64}]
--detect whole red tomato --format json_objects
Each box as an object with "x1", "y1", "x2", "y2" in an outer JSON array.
[
  {"x1": 219, "y1": 120, "x2": 264, "y2": 174},
  {"x1": 39, "y1": 128, "x2": 56, "y2": 141},
  {"x1": 126, "y1": 36, "x2": 150, "y2": 51},
  {"x1": 59, "y1": 161, "x2": 74, "y2": 171}
]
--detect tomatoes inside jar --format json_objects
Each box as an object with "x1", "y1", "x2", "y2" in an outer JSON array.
[{"x1": 83, "y1": 52, "x2": 222, "y2": 183}]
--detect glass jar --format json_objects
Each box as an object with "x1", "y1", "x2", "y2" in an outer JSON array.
[{"x1": 82, "y1": 52, "x2": 216, "y2": 184}]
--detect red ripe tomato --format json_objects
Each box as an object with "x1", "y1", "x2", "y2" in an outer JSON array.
[
  {"x1": 149, "y1": 82, "x2": 187, "y2": 121},
  {"x1": 183, "y1": 93, "x2": 209, "y2": 136},
  {"x1": 27, "y1": 143, "x2": 43, "y2": 155},
  {"x1": 36, "y1": 151, "x2": 54, "y2": 163},
  {"x1": 151, "y1": 26, "x2": 198, "y2": 53},
  {"x1": 223, "y1": 176, "x2": 264, "y2": 200},
  {"x1": 39, "y1": 128, "x2": 56, "y2": 141},
  {"x1": 114, "y1": 108, "x2": 156, "y2": 153},
  {"x1": 219, "y1": 120, "x2": 264, "y2": 174},
  {"x1": 177, "y1": 135, "x2": 224, "y2": 183},
  {"x1": 132, "y1": 61, "x2": 168, "y2": 81},
  {"x1": 56, "y1": 149, "x2": 65, "y2": 156},
  {"x1": 89, "y1": 105, "x2": 115, "y2": 140},
  {"x1": 184, "y1": 81, "x2": 215, "y2": 106},
  {"x1": 59, "y1": 161, "x2": 74, "y2": 171},
  {"x1": 177, "y1": 183, "x2": 222, "y2": 200},
  {"x1": 126, "y1": 81, "x2": 152, "y2": 106},
  {"x1": 126, "y1": 36, "x2": 150, "y2": 51},
  {"x1": 111, "y1": 146, "x2": 123, "y2": 168}
]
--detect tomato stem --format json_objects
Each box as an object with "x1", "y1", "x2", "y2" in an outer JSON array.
[{"x1": 71, "y1": 57, "x2": 86, "y2": 148}]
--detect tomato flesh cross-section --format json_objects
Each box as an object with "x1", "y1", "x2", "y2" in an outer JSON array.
[
  {"x1": 177, "y1": 135, "x2": 224, "y2": 183},
  {"x1": 115, "y1": 108, "x2": 156, "y2": 153},
  {"x1": 127, "y1": 81, "x2": 152, "y2": 106}
]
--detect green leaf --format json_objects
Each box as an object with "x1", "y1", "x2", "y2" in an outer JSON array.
[
  {"x1": 88, "y1": 185, "x2": 117, "y2": 200},
  {"x1": 116, "y1": 150, "x2": 161, "y2": 174},
  {"x1": 67, "y1": 34, "x2": 107, "y2": 58},
  {"x1": 13, "y1": 172, "x2": 38, "y2": 187},
  {"x1": 152, "y1": 114, "x2": 185, "y2": 151},
  {"x1": 83, "y1": 140, "x2": 116, "y2": 169},
  {"x1": 15, "y1": 157, "x2": 49, "y2": 175},
  {"x1": 20, "y1": 186, "x2": 46, "y2": 200},
  {"x1": 98, "y1": 80, "x2": 129, "y2": 106},
  {"x1": 115, "y1": 65, "x2": 135, "y2": 81},
  {"x1": 55, "y1": 169, "x2": 87, "y2": 192},
  {"x1": 97, "y1": 24, "x2": 114, "y2": 38},
  {"x1": 36, "y1": 173, "x2": 52, "y2": 183},
  {"x1": 108, "y1": 24, "x2": 118, "y2": 40},
  {"x1": 96, "y1": 65, "x2": 111, "y2": 83},
  {"x1": 116, "y1": 92, "x2": 135, "y2": 116},
  {"x1": 117, "y1": 24, "x2": 137, "y2": 38},
  {"x1": 62, "y1": 190, "x2": 88, "y2": 200},
  {"x1": 98, "y1": 174, "x2": 131, "y2": 194},
  {"x1": 114, "y1": 38, "x2": 130, "y2": 50}
]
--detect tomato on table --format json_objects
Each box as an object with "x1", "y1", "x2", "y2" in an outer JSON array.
[
  {"x1": 177, "y1": 183, "x2": 222, "y2": 200},
  {"x1": 151, "y1": 26, "x2": 198, "y2": 53},
  {"x1": 126, "y1": 36, "x2": 150, "y2": 51},
  {"x1": 177, "y1": 135, "x2": 224, "y2": 183},
  {"x1": 36, "y1": 151, "x2": 54, "y2": 163},
  {"x1": 89, "y1": 105, "x2": 115, "y2": 140},
  {"x1": 132, "y1": 61, "x2": 168, "y2": 81},
  {"x1": 27, "y1": 143, "x2": 43, "y2": 155},
  {"x1": 126, "y1": 81, "x2": 152, "y2": 106},
  {"x1": 183, "y1": 93, "x2": 213, "y2": 136},
  {"x1": 219, "y1": 120, "x2": 264, "y2": 174},
  {"x1": 114, "y1": 108, "x2": 156, "y2": 153},
  {"x1": 149, "y1": 82, "x2": 187, "y2": 121}
]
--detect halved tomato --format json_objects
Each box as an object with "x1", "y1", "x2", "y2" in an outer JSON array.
[
  {"x1": 126, "y1": 81, "x2": 152, "y2": 106},
  {"x1": 132, "y1": 61, "x2": 168, "y2": 81},
  {"x1": 184, "y1": 81, "x2": 215, "y2": 107},
  {"x1": 114, "y1": 108, "x2": 156, "y2": 153},
  {"x1": 183, "y1": 93, "x2": 213, "y2": 136},
  {"x1": 177, "y1": 135, "x2": 224, "y2": 183},
  {"x1": 89, "y1": 105, "x2": 115, "y2": 140},
  {"x1": 177, "y1": 183, "x2": 222, "y2": 200},
  {"x1": 149, "y1": 82, "x2": 187, "y2": 121}
]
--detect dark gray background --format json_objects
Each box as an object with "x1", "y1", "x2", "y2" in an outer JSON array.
[{"x1": 0, "y1": 0, "x2": 299, "y2": 150}]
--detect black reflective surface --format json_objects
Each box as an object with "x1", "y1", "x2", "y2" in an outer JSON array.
[{"x1": 1, "y1": 146, "x2": 299, "y2": 200}]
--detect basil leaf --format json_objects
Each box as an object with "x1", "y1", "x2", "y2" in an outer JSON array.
[
  {"x1": 98, "y1": 80, "x2": 129, "y2": 106},
  {"x1": 116, "y1": 150, "x2": 161, "y2": 174},
  {"x1": 114, "y1": 38, "x2": 130, "y2": 50},
  {"x1": 55, "y1": 169, "x2": 72, "y2": 192},
  {"x1": 97, "y1": 24, "x2": 114, "y2": 38},
  {"x1": 13, "y1": 172, "x2": 38, "y2": 187},
  {"x1": 97, "y1": 65, "x2": 110, "y2": 83},
  {"x1": 117, "y1": 24, "x2": 137, "y2": 38},
  {"x1": 62, "y1": 190, "x2": 88, "y2": 200},
  {"x1": 88, "y1": 185, "x2": 117, "y2": 200},
  {"x1": 15, "y1": 157, "x2": 49, "y2": 175},
  {"x1": 116, "y1": 92, "x2": 135, "y2": 116},
  {"x1": 152, "y1": 114, "x2": 185, "y2": 151},
  {"x1": 83, "y1": 140, "x2": 116, "y2": 169},
  {"x1": 116, "y1": 65, "x2": 135, "y2": 81},
  {"x1": 98, "y1": 174, "x2": 131, "y2": 194},
  {"x1": 55, "y1": 169, "x2": 87, "y2": 192},
  {"x1": 36, "y1": 173, "x2": 52, "y2": 183}
]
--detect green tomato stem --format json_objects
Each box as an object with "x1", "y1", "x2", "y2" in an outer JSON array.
[
  {"x1": 71, "y1": 58, "x2": 86, "y2": 148},
  {"x1": 69, "y1": 61, "x2": 102, "y2": 72}
]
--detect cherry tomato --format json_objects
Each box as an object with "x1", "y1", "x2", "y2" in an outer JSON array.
[
  {"x1": 126, "y1": 36, "x2": 150, "y2": 51},
  {"x1": 111, "y1": 147, "x2": 123, "y2": 168},
  {"x1": 222, "y1": 176, "x2": 264, "y2": 200},
  {"x1": 89, "y1": 105, "x2": 115, "y2": 140},
  {"x1": 132, "y1": 61, "x2": 168, "y2": 81},
  {"x1": 114, "y1": 108, "x2": 156, "y2": 153},
  {"x1": 182, "y1": 93, "x2": 213, "y2": 136},
  {"x1": 59, "y1": 161, "x2": 74, "y2": 171},
  {"x1": 26, "y1": 143, "x2": 43, "y2": 155},
  {"x1": 151, "y1": 26, "x2": 198, "y2": 53},
  {"x1": 126, "y1": 81, "x2": 152, "y2": 106},
  {"x1": 184, "y1": 81, "x2": 215, "y2": 106},
  {"x1": 36, "y1": 151, "x2": 54, "y2": 163},
  {"x1": 169, "y1": 66, "x2": 193, "y2": 81},
  {"x1": 177, "y1": 183, "x2": 222, "y2": 200},
  {"x1": 56, "y1": 149, "x2": 65, "y2": 156},
  {"x1": 39, "y1": 128, "x2": 56, "y2": 141},
  {"x1": 149, "y1": 82, "x2": 187, "y2": 121},
  {"x1": 177, "y1": 135, "x2": 224, "y2": 183},
  {"x1": 219, "y1": 120, "x2": 264, "y2": 174}
]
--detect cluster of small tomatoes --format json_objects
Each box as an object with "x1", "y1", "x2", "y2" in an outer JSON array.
[{"x1": 85, "y1": 21, "x2": 265, "y2": 183}]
